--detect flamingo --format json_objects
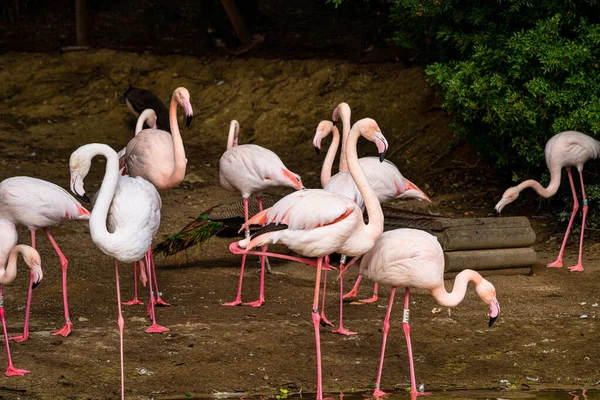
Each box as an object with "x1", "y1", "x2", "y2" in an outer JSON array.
[
  {"x1": 117, "y1": 108, "x2": 158, "y2": 173},
  {"x1": 343, "y1": 228, "x2": 500, "y2": 398},
  {"x1": 220, "y1": 119, "x2": 303, "y2": 307},
  {"x1": 69, "y1": 143, "x2": 164, "y2": 400},
  {"x1": 494, "y1": 130, "x2": 600, "y2": 272},
  {"x1": 230, "y1": 118, "x2": 387, "y2": 400},
  {"x1": 123, "y1": 87, "x2": 193, "y2": 308},
  {"x1": 0, "y1": 219, "x2": 43, "y2": 376},
  {"x1": 0, "y1": 176, "x2": 90, "y2": 340}
]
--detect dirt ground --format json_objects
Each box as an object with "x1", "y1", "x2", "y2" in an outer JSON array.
[{"x1": 0, "y1": 49, "x2": 599, "y2": 400}]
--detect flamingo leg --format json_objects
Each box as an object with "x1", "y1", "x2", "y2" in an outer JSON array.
[
  {"x1": 114, "y1": 260, "x2": 125, "y2": 400},
  {"x1": 319, "y1": 270, "x2": 333, "y2": 327},
  {"x1": 43, "y1": 228, "x2": 73, "y2": 337},
  {"x1": 548, "y1": 168, "x2": 578, "y2": 269},
  {"x1": 373, "y1": 286, "x2": 395, "y2": 398},
  {"x1": 401, "y1": 288, "x2": 430, "y2": 397},
  {"x1": 150, "y1": 249, "x2": 170, "y2": 306},
  {"x1": 244, "y1": 195, "x2": 266, "y2": 307},
  {"x1": 359, "y1": 282, "x2": 379, "y2": 304},
  {"x1": 343, "y1": 275, "x2": 362, "y2": 299},
  {"x1": 311, "y1": 257, "x2": 325, "y2": 400},
  {"x1": 122, "y1": 261, "x2": 144, "y2": 306},
  {"x1": 10, "y1": 229, "x2": 35, "y2": 343},
  {"x1": 223, "y1": 197, "x2": 250, "y2": 306},
  {"x1": 332, "y1": 256, "x2": 357, "y2": 335},
  {"x1": 0, "y1": 286, "x2": 29, "y2": 376},
  {"x1": 569, "y1": 170, "x2": 587, "y2": 272},
  {"x1": 144, "y1": 250, "x2": 169, "y2": 333}
]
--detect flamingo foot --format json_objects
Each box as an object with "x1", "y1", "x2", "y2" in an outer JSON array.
[
  {"x1": 154, "y1": 297, "x2": 171, "y2": 307},
  {"x1": 372, "y1": 388, "x2": 388, "y2": 398},
  {"x1": 5, "y1": 366, "x2": 29, "y2": 377},
  {"x1": 9, "y1": 333, "x2": 29, "y2": 343},
  {"x1": 319, "y1": 311, "x2": 333, "y2": 327},
  {"x1": 52, "y1": 321, "x2": 73, "y2": 337},
  {"x1": 122, "y1": 298, "x2": 144, "y2": 306},
  {"x1": 331, "y1": 327, "x2": 357, "y2": 335},
  {"x1": 145, "y1": 323, "x2": 170, "y2": 334},
  {"x1": 569, "y1": 264, "x2": 584, "y2": 272},
  {"x1": 342, "y1": 287, "x2": 358, "y2": 299},
  {"x1": 547, "y1": 259, "x2": 563, "y2": 268},
  {"x1": 222, "y1": 299, "x2": 243, "y2": 307},
  {"x1": 410, "y1": 391, "x2": 432, "y2": 397},
  {"x1": 243, "y1": 299, "x2": 265, "y2": 307},
  {"x1": 359, "y1": 294, "x2": 378, "y2": 304}
]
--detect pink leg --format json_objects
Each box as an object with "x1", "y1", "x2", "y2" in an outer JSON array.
[
  {"x1": 548, "y1": 168, "x2": 578, "y2": 268},
  {"x1": 332, "y1": 256, "x2": 356, "y2": 335},
  {"x1": 224, "y1": 197, "x2": 250, "y2": 306},
  {"x1": 144, "y1": 250, "x2": 169, "y2": 334},
  {"x1": 319, "y1": 270, "x2": 333, "y2": 327},
  {"x1": 229, "y1": 243, "x2": 336, "y2": 270},
  {"x1": 244, "y1": 196, "x2": 266, "y2": 307},
  {"x1": 114, "y1": 260, "x2": 126, "y2": 400},
  {"x1": 401, "y1": 288, "x2": 430, "y2": 397},
  {"x1": 44, "y1": 229, "x2": 73, "y2": 337},
  {"x1": 372, "y1": 287, "x2": 396, "y2": 398},
  {"x1": 122, "y1": 261, "x2": 144, "y2": 306},
  {"x1": 343, "y1": 275, "x2": 362, "y2": 299},
  {"x1": 0, "y1": 286, "x2": 29, "y2": 376},
  {"x1": 149, "y1": 249, "x2": 170, "y2": 306},
  {"x1": 10, "y1": 229, "x2": 35, "y2": 343},
  {"x1": 569, "y1": 170, "x2": 587, "y2": 272},
  {"x1": 311, "y1": 258, "x2": 325, "y2": 400},
  {"x1": 359, "y1": 282, "x2": 379, "y2": 304}
]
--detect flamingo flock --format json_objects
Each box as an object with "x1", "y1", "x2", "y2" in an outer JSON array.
[{"x1": 5, "y1": 79, "x2": 597, "y2": 400}]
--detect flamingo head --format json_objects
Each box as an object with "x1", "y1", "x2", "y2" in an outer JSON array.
[
  {"x1": 143, "y1": 108, "x2": 158, "y2": 130},
  {"x1": 356, "y1": 118, "x2": 388, "y2": 162},
  {"x1": 20, "y1": 246, "x2": 43, "y2": 289},
  {"x1": 69, "y1": 150, "x2": 92, "y2": 203},
  {"x1": 173, "y1": 87, "x2": 193, "y2": 127},
  {"x1": 312, "y1": 120, "x2": 334, "y2": 155},
  {"x1": 475, "y1": 278, "x2": 500, "y2": 327},
  {"x1": 397, "y1": 178, "x2": 431, "y2": 202},
  {"x1": 494, "y1": 187, "x2": 519, "y2": 216}
]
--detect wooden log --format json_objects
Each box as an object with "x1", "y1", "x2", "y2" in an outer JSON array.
[
  {"x1": 428, "y1": 227, "x2": 536, "y2": 251},
  {"x1": 445, "y1": 267, "x2": 532, "y2": 279},
  {"x1": 443, "y1": 247, "x2": 537, "y2": 273}
]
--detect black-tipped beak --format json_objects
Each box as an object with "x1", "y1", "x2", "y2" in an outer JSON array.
[
  {"x1": 379, "y1": 149, "x2": 387, "y2": 162},
  {"x1": 314, "y1": 146, "x2": 320, "y2": 156},
  {"x1": 494, "y1": 209, "x2": 500, "y2": 217},
  {"x1": 186, "y1": 115, "x2": 193, "y2": 128},
  {"x1": 488, "y1": 315, "x2": 497, "y2": 327},
  {"x1": 77, "y1": 193, "x2": 90, "y2": 203},
  {"x1": 32, "y1": 281, "x2": 40, "y2": 290}
]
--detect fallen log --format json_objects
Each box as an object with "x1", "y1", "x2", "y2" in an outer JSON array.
[{"x1": 443, "y1": 247, "x2": 537, "y2": 272}]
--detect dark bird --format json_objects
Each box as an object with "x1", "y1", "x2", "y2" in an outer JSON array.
[{"x1": 123, "y1": 86, "x2": 170, "y2": 132}]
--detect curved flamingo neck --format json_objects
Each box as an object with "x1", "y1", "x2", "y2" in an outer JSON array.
[
  {"x1": 226, "y1": 120, "x2": 240, "y2": 150},
  {"x1": 346, "y1": 122, "x2": 383, "y2": 242},
  {"x1": 320, "y1": 126, "x2": 340, "y2": 188},
  {"x1": 86, "y1": 144, "x2": 120, "y2": 245},
  {"x1": 169, "y1": 94, "x2": 187, "y2": 184},
  {"x1": 2, "y1": 244, "x2": 27, "y2": 285},
  {"x1": 135, "y1": 109, "x2": 155, "y2": 135},
  {"x1": 338, "y1": 106, "x2": 351, "y2": 173},
  {"x1": 516, "y1": 168, "x2": 562, "y2": 198},
  {"x1": 430, "y1": 269, "x2": 483, "y2": 307}
]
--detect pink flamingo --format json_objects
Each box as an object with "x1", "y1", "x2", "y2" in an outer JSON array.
[
  {"x1": 230, "y1": 118, "x2": 387, "y2": 400},
  {"x1": 0, "y1": 219, "x2": 43, "y2": 376},
  {"x1": 494, "y1": 130, "x2": 600, "y2": 272},
  {"x1": 220, "y1": 119, "x2": 303, "y2": 307},
  {"x1": 123, "y1": 87, "x2": 193, "y2": 308},
  {"x1": 117, "y1": 108, "x2": 158, "y2": 173},
  {"x1": 344, "y1": 228, "x2": 499, "y2": 398},
  {"x1": 70, "y1": 143, "x2": 164, "y2": 400},
  {"x1": 0, "y1": 176, "x2": 90, "y2": 340}
]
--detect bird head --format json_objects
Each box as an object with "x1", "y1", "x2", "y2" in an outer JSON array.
[
  {"x1": 355, "y1": 118, "x2": 388, "y2": 162},
  {"x1": 475, "y1": 278, "x2": 500, "y2": 327},
  {"x1": 494, "y1": 187, "x2": 519, "y2": 216},
  {"x1": 312, "y1": 120, "x2": 334, "y2": 155},
  {"x1": 173, "y1": 87, "x2": 194, "y2": 127},
  {"x1": 69, "y1": 148, "x2": 93, "y2": 203},
  {"x1": 21, "y1": 245, "x2": 43, "y2": 289}
]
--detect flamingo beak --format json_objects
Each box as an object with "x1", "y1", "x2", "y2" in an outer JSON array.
[
  {"x1": 70, "y1": 172, "x2": 90, "y2": 203},
  {"x1": 489, "y1": 296, "x2": 500, "y2": 327},
  {"x1": 182, "y1": 98, "x2": 194, "y2": 128},
  {"x1": 313, "y1": 130, "x2": 323, "y2": 156},
  {"x1": 374, "y1": 131, "x2": 388, "y2": 162}
]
